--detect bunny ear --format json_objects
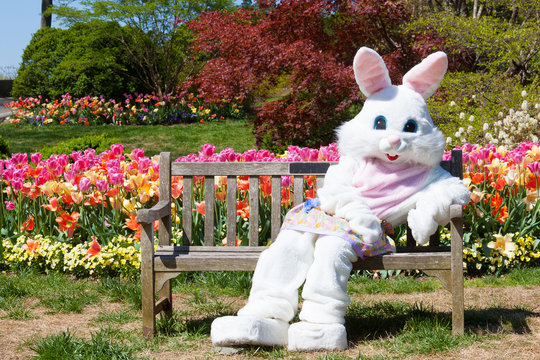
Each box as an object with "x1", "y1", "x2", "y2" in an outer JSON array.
[
  {"x1": 402, "y1": 52, "x2": 448, "y2": 99},
  {"x1": 353, "y1": 47, "x2": 392, "y2": 97}
]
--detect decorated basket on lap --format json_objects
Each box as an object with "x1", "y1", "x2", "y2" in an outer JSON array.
[{"x1": 211, "y1": 47, "x2": 470, "y2": 351}]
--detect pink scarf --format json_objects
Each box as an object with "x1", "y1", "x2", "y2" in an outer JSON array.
[{"x1": 351, "y1": 158, "x2": 432, "y2": 219}]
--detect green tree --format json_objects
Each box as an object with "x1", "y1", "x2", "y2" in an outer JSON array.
[
  {"x1": 51, "y1": 0, "x2": 234, "y2": 95},
  {"x1": 407, "y1": 0, "x2": 540, "y2": 84},
  {"x1": 13, "y1": 21, "x2": 142, "y2": 99}
]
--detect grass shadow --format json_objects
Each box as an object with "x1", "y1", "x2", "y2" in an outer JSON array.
[{"x1": 465, "y1": 307, "x2": 539, "y2": 335}]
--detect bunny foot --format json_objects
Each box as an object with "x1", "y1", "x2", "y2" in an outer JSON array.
[
  {"x1": 211, "y1": 315, "x2": 289, "y2": 347},
  {"x1": 288, "y1": 321, "x2": 347, "y2": 351}
]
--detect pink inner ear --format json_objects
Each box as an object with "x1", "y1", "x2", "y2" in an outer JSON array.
[
  {"x1": 403, "y1": 52, "x2": 448, "y2": 99},
  {"x1": 353, "y1": 47, "x2": 391, "y2": 97}
]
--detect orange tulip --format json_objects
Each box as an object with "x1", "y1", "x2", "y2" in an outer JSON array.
[
  {"x1": 85, "y1": 236, "x2": 101, "y2": 258},
  {"x1": 20, "y1": 216, "x2": 35, "y2": 232},
  {"x1": 22, "y1": 238, "x2": 39, "y2": 253}
]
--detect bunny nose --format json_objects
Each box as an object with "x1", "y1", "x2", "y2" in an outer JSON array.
[{"x1": 387, "y1": 135, "x2": 401, "y2": 148}]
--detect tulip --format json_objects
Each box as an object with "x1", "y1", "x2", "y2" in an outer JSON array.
[
  {"x1": 5, "y1": 201, "x2": 15, "y2": 210},
  {"x1": 78, "y1": 177, "x2": 91, "y2": 193},
  {"x1": 96, "y1": 179, "x2": 109, "y2": 193},
  {"x1": 31, "y1": 153, "x2": 42, "y2": 165},
  {"x1": 111, "y1": 144, "x2": 124, "y2": 157}
]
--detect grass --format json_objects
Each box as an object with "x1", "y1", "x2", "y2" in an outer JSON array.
[
  {"x1": 0, "y1": 119, "x2": 257, "y2": 158},
  {"x1": 27, "y1": 328, "x2": 141, "y2": 360},
  {"x1": 0, "y1": 267, "x2": 538, "y2": 359}
]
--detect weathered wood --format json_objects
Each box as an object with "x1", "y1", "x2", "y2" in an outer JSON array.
[
  {"x1": 271, "y1": 175, "x2": 281, "y2": 241},
  {"x1": 249, "y1": 176, "x2": 259, "y2": 246},
  {"x1": 137, "y1": 200, "x2": 171, "y2": 224},
  {"x1": 140, "y1": 222, "x2": 156, "y2": 337},
  {"x1": 172, "y1": 161, "x2": 335, "y2": 177},
  {"x1": 293, "y1": 176, "x2": 303, "y2": 206},
  {"x1": 182, "y1": 176, "x2": 193, "y2": 246},
  {"x1": 158, "y1": 152, "x2": 172, "y2": 246},
  {"x1": 226, "y1": 176, "x2": 236, "y2": 246},
  {"x1": 450, "y1": 204, "x2": 465, "y2": 335},
  {"x1": 157, "y1": 153, "x2": 172, "y2": 317},
  {"x1": 204, "y1": 176, "x2": 215, "y2": 246}
]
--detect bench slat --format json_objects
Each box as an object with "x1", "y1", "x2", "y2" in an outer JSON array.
[
  {"x1": 204, "y1": 176, "x2": 215, "y2": 246},
  {"x1": 172, "y1": 162, "x2": 335, "y2": 176},
  {"x1": 293, "y1": 176, "x2": 303, "y2": 206},
  {"x1": 182, "y1": 177, "x2": 193, "y2": 245},
  {"x1": 226, "y1": 176, "x2": 237, "y2": 246},
  {"x1": 153, "y1": 250, "x2": 451, "y2": 272},
  {"x1": 249, "y1": 176, "x2": 259, "y2": 246},
  {"x1": 271, "y1": 175, "x2": 281, "y2": 241}
]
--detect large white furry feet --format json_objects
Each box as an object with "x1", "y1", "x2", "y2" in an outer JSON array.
[
  {"x1": 287, "y1": 322, "x2": 348, "y2": 351},
  {"x1": 211, "y1": 316, "x2": 289, "y2": 347}
]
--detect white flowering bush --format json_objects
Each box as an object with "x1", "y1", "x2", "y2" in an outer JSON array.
[{"x1": 444, "y1": 92, "x2": 540, "y2": 147}]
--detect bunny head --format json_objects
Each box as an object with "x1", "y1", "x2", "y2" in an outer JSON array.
[{"x1": 337, "y1": 47, "x2": 447, "y2": 168}]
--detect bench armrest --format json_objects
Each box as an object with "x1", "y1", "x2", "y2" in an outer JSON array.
[{"x1": 137, "y1": 200, "x2": 171, "y2": 224}]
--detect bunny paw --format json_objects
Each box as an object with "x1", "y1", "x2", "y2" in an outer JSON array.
[{"x1": 407, "y1": 209, "x2": 438, "y2": 245}]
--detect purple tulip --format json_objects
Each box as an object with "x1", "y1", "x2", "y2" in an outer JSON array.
[{"x1": 111, "y1": 144, "x2": 124, "y2": 157}]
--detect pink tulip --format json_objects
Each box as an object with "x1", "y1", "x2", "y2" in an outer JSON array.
[
  {"x1": 5, "y1": 201, "x2": 15, "y2": 210},
  {"x1": 2, "y1": 168, "x2": 14, "y2": 181},
  {"x1": 11, "y1": 178, "x2": 23, "y2": 191},
  {"x1": 528, "y1": 162, "x2": 540, "y2": 177},
  {"x1": 130, "y1": 148, "x2": 145, "y2": 161},
  {"x1": 201, "y1": 144, "x2": 215, "y2": 158},
  {"x1": 64, "y1": 170, "x2": 76, "y2": 183},
  {"x1": 73, "y1": 159, "x2": 88, "y2": 173},
  {"x1": 30, "y1": 153, "x2": 42, "y2": 165},
  {"x1": 111, "y1": 144, "x2": 124, "y2": 157},
  {"x1": 109, "y1": 172, "x2": 123, "y2": 185},
  {"x1": 78, "y1": 177, "x2": 91, "y2": 193},
  {"x1": 96, "y1": 179, "x2": 109, "y2": 193},
  {"x1": 138, "y1": 157, "x2": 151, "y2": 172},
  {"x1": 84, "y1": 148, "x2": 96, "y2": 158}
]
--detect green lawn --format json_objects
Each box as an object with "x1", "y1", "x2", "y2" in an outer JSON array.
[
  {"x1": 0, "y1": 120, "x2": 256, "y2": 158},
  {"x1": 1, "y1": 268, "x2": 538, "y2": 359}
]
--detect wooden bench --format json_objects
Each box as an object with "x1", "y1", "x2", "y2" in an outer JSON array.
[{"x1": 137, "y1": 150, "x2": 465, "y2": 338}]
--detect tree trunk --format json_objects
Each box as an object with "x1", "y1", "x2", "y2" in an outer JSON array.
[{"x1": 41, "y1": 0, "x2": 53, "y2": 28}]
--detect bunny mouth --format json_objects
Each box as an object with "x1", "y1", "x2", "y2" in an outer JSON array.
[{"x1": 386, "y1": 154, "x2": 399, "y2": 161}]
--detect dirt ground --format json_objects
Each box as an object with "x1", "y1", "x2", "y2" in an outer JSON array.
[{"x1": 1, "y1": 285, "x2": 539, "y2": 360}]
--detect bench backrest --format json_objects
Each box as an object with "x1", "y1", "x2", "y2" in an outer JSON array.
[{"x1": 160, "y1": 150, "x2": 463, "y2": 249}]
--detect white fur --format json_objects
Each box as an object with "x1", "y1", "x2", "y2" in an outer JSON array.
[{"x1": 210, "y1": 47, "x2": 470, "y2": 351}]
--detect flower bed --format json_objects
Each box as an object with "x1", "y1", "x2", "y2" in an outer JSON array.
[
  {"x1": 3, "y1": 92, "x2": 244, "y2": 126},
  {"x1": 0, "y1": 142, "x2": 538, "y2": 278}
]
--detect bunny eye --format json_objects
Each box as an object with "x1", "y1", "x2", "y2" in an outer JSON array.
[
  {"x1": 403, "y1": 119, "x2": 418, "y2": 133},
  {"x1": 374, "y1": 116, "x2": 387, "y2": 130}
]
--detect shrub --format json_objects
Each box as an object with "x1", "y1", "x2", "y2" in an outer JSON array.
[
  {"x1": 187, "y1": 1, "x2": 419, "y2": 148},
  {"x1": 428, "y1": 71, "x2": 540, "y2": 146},
  {"x1": 0, "y1": 135, "x2": 10, "y2": 159},
  {"x1": 12, "y1": 21, "x2": 142, "y2": 100},
  {"x1": 39, "y1": 134, "x2": 121, "y2": 159}
]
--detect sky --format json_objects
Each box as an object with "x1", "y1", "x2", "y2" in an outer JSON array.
[{"x1": 0, "y1": 1, "x2": 45, "y2": 73}]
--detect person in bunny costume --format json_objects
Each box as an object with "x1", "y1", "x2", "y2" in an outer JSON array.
[{"x1": 211, "y1": 47, "x2": 470, "y2": 351}]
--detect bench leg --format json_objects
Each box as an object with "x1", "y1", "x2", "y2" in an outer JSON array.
[
  {"x1": 450, "y1": 207, "x2": 465, "y2": 335},
  {"x1": 141, "y1": 224, "x2": 156, "y2": 338},
  {"x1": 158, "y1": 279, "x2": 173, "y2": 318}
]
